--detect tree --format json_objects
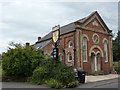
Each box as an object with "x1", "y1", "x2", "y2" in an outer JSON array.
[
  {"x1": 113, "y1": 31, "x2": 120, "y2": 61},
  {"x1": 0, "y1": 54, "x2": 2, "y2": 66},
  {"x1": 2, "y1": 42, "x2": 45, "y2": 77}
]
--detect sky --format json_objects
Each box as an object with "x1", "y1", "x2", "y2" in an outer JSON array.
[{"x1": 0, "y1": 0, "x2": 119, "y2": 54}]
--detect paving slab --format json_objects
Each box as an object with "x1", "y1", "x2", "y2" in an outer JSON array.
[{"x1": 85, "y1": 74, "x2": 119, "y2": 83}]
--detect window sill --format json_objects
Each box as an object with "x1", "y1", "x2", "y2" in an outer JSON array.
[
  {"x1": 83, "y1": 61, "x2": 88, "y2": 63},
  {"x1": 68, "y1": 60, "x2": 72, "y2": 63},
  {"x1": 105, "y1": 61, "x2": 109, "y2": 63}
]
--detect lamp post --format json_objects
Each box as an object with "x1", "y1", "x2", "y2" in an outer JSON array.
[{"x1": 52, "y1": 25, "x2": 60, "y2": 62}]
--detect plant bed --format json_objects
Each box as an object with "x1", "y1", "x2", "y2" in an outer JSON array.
[
  {"x1": 27, "y1": 60, "x2": 78, "y2": 89},
  {"x1": 2, "y1": 75, "x2": 27, "y2": 82}
]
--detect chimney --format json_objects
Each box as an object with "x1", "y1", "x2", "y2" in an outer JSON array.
[
  {"x1": 26, "y1": 42, "x2": 30, "y2": 46},
  {"x1": 38, "y1": 37, "x2": 41, "y2": 41}
]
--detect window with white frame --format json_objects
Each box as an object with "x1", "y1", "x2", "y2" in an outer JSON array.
[
  {"x1": 68, "y1": 52, "x2": 72, "y2": 62},
  {"x1": 104, "y1": 40, "x2": 108, "y2": 62},
  {"x1": 82, "y1": 37, "x2": 88, "y2": 62},
  {"x1": 68, "y1": 40, "x2": 72, "y2": 48}
]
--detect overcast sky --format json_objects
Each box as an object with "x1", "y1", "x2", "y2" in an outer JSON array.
[{"x1": 0, "y1": 0, "x2": 119, "y2": 54}]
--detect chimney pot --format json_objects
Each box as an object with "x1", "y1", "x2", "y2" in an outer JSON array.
[
  {"x1": 38, "y1": 37, "x2": 41, "y2": 41},
  {"x1": 26, "y1": 42, "x2": 30, "y2": 46}
]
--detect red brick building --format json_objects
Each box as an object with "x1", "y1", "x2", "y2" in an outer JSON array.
[{"x1": 33, "y1": 11, "x2": 113, "y2": 74}]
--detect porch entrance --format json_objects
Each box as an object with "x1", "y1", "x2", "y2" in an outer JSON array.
[{"x1": 91, "y1": 53, "x2": 101, "y2": 72}]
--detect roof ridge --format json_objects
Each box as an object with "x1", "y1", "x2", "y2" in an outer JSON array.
[
  {"x1": 76, "y1": 11, "x2": 98, "y2": 23},
  {"x1": 35, "y1": 11, "x2": 100, "y2": 44}
]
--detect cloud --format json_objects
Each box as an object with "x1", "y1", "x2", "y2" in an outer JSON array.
[{"x1": 0, "y1": 1, "x2": 118, "y2": 53}]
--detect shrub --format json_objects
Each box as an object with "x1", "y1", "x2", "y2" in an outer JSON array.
[
  {"x1": 28, "y1": 60, "x2": 76, "y2": 88},
  {"x1": 114, "y1": 62, "x2": 120, "y2": 74},
  {"x1": 53, "y1": 62, "x2": 75, "y2": 85},
  {"x1": 45, "y1": 79, "x2": 63, "y2": 89},
  {"x1": 28, "y1": 66, "x2": 51, "y2": 85},
  {"x1": 66, "y1": 80, "x2": 79, "y2": 88},
  {"x1": 2, "y1": 42, "x2": 45, "y2": 77},
  {"x1": 27, "y1": 68, "x2": 44, "y2": 85}
]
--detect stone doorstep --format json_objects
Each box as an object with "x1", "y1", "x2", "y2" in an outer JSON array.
[{"x1": 85, "y1": 74, "x2": 118, "y2": 83}]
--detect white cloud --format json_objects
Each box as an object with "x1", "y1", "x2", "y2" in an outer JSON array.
[{"x1": 0, "y1": 1, "x2": 118, "y2": 54}]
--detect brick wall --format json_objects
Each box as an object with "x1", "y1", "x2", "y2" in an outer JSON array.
[{"x1": 41, "y1": 18, "x2": 112, "y2": 74}]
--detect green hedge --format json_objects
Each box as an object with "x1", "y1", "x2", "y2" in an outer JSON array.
[
  {"x1": 66, "y1": 80, "x2": 79, "y2": 88},
  {"x1": 114, "y1": 62, "x2": 120, "y2": 74},
  {"x1": 45, "y1": 79, "x2": 63, "y2": 89},
  {"x1": 2, "y1": 44, "x2": 45, "y2": 77},
  {"x1": 28, "y1": 60, "x2": 76, "y2": 88}
]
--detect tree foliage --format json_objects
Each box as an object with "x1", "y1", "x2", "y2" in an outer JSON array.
[
  {"x1": 0, "y1": 54, "x2": 2, "y2": 65},
  {"x1": 2, "y1": 42, "x2": 45, "y2": 77},
  {"x1": 113, "y1": 31, "x2": 120, "y2": 61},
  {"x1": 29, "y1": 59, "x2": 76, "y2": 87}
]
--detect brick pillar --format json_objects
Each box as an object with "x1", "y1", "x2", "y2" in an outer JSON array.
[
  {"x1": 80, "y1": 30, "x2": 83, "y2": 69},
  {"x1": 109, "y1": 35, "x2": 113, "y2": 72},
  {"x1": 75, "y1": 30, "x2": 81, "y2": 69}
]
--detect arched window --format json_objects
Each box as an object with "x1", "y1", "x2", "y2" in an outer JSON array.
[
  {"x1": 68, "y1": 52, "x2": 72, "y2": 62},
  {"x1": 82, "y1": 37, "x2": 88, "y2": 62},
  {"x1": 104, "y1": 40, "x2": 108, "y2": 62},
  {"x1": 68, "y1": 40, "x2": 72, "y2": 48}
]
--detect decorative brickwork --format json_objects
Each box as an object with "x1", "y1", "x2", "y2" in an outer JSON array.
[{"x1": 33, "y1": 11, "x2": 113, "y2": 74}]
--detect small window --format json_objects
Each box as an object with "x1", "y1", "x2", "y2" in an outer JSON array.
[
  {"x1": 93, "y1": 35, "x2": 99, "y2": 43},
  {"x1": 68, "y1": 52, "x2": 72, "y2": 62},
  {"x1": 68, "y1": 40, "x2": 72, "y2": 48}
]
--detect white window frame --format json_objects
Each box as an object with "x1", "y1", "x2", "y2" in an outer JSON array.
[
  {"x1": 104, "y1": 40, "x2": 108, "y2": 62},
  {"x1": 68, "y1": 52, "x2": 72, "y2": 62},
  {"x1": 68, "y1": 40, "x2": 72, "y2": 48},
  {"x1": 82, "y1": 37, "x2": 88, "y2": 62},
  {"x1": 92, "y1": 33, "x2": 99, "y2": 44}
]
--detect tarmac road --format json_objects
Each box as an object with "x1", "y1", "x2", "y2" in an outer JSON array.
[{"x1": 1, "y1": 78, "x2": 119, "y2": 89}]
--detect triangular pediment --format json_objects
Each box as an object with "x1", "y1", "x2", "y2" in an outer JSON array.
[{"x1": 82, "y1": 11, "x2": 109, "y2": 33}]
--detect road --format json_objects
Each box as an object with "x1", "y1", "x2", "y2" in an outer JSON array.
[{"x1": 1, "y1": 78, "x2": 119, "y2": 89}]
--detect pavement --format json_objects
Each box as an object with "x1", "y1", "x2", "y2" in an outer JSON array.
[
  {"x1": 77, "y1": 78, "x2": 118, "y2": 88},
  {"x1": 85, "y1": 74, "x2": 119, "y2": 83}
]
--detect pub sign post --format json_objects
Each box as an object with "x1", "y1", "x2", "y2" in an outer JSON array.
[{"x1": 52, "y1": 25, "x2": 60, "y2": 61}]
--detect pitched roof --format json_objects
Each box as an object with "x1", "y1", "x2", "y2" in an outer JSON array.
[
  {"x1": 36, "y1": 11, "x2": 106, "y2": 43},
  {"x1": 36, "y1": 22, "x2": 76, "y2": 43},
  {"x1": 33, "y1": 11, "x2": 110, "y2": 48},
  {"x1": 34, "y1": 39, "x2": 52, "y2": 49}
]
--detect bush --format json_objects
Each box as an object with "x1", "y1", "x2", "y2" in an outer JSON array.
[
  {"x1": 114, "y1": 62, "x2": 120, "y2": 74},
  {"x1": 55, "y1": 69, "x2": 75, "y2": 85},
  {"x1": 27, "y1": 67, "x2": 45, "y2": 85},
  {"x1": 28, "y1": 60, "x2": 76, "y2": 88},
  {"x1": 45, "y1": 79, "x2": 63, "y2": 89},
  {"x1": 66, "y1": 81, "x2": 79, "y2": 88},
  {"x1": 28, "y1": 66, "x2": 51, "y2": 85},
  {"x1": 45, "y1": 61, "x2": 75, "y2": 85},
  {"x1": 2, "y1": 43, "x2": 45, "y2": 77}
]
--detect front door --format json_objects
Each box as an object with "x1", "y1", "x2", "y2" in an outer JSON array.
[
  {"x1": 91, "y1": 53, "x2": 101, "y2": 72},
  {"x1": 96, "y1": 53, "x2": 101, "y2": 71}
]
